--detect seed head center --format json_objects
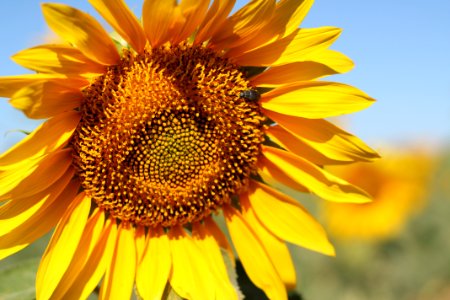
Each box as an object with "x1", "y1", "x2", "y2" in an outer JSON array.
[{"x1": 72, "y1": 43, "x2": 265, "y2": 227}]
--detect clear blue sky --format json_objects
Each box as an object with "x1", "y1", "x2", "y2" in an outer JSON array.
[{"x1": 1, "y1": 0, "x2": 449, "y2": 153}]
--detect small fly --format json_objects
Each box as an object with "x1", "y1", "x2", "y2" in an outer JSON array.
[{"x1": 239, "y1": 89, "x2": 260, "y2": 102}]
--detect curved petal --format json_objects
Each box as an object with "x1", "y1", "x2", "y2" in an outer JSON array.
[
  {"x1": 50, "y1": 208, "x2": 105, "y2": 299},
  {"x1": 0, "y1": 75, "x2": 49, "y2": 98},
  {"x1": 194, "y1": 0, "x2": 236, "y2": 44},
  {"x1": 134, "y1": 226, "x2": 146, "y2": 263},
  {"x1": 0, "y1": 178, "x2": 79, "y2": 260},
  {"x1": 0, "y1": 157, "x2": 43, "y2": 195},
  {"x1": 0, "y1": 168, "x2": 74, "y2": 236},
  {"x1": 142, "y1": 0, "x2": 177, "y2": 47},
  {"x1": 248, "y1": 181, "x2": 334, "y2": 256},
  {"x1": 226, "y1": 0, "x2": 313, "y2": 56},
  {"x1": 42, "y1": 3, "x2": 120, "y2": 65},
  {"x1": 168, "y1": 225, "x2": 215, "y2": 300},
  {"x1": 88, "y1": 0, "x2": 147, "y2": 53},
  {"x1": 210, "y1": 0, "x2": 275, "y2": 51},
  {"x1": 260, "y1": 146, "x2": 372, "y2": 203},
  {"x1": 223, "y1": 205, "x2": 287, "y2": 300},
  {"x1": 205, "y1": 216, "x2": 235, "y2": 263},
  {"x1": 11, "y1": 44, "x2": 105, "y2": 76},
  {"x1": 0, "y1": 111, "x2": 80, "y2": 166},
  {"x1": 0, "y1": 74, "x2": 88, "y2": 98},
  {"x1": 240, "y1": 193, "x2": 297, "y2": 288},
  {"x1": 265, "y1": 111, "x2": 379, "y2": 164},
  {"x1": 99, "y1": 223, "x2": 136, "y2": 300},
  {"x1": 0, "y1": 149, "x2": 73, "y2": 201},
  {"x1": 36, "y1": 192, "x2": 91, "y2": 300},
  {"x1": 283, "y1": 0, "x2": 314, "y2": 37},
  {"x1": 266, "y1": 125, "x2": 362, "y2": 166},
  {"x1": 302, "y1": 49, "x2": 355, "y2": 74},
  {"x1": 231, "y1": 27, "x2": 341, "y2": 66},
  {"x1": 251, "y1": 61, "x2": 339, "y2": 87},
  {"x1": 9, "y1": 82, "x2": 82, "y2": 119},
  {"x1": 171, "y1": 0, "x2": 210, "y2": 45},
  {"x1": 136, "y1": 227, "x2": 171, "y2": 300},
  {"x1": 57, "y1": 217, "x2": 117, "y2": 300},
  {"x1": 261, "y1": 81, "x2": 375, "y2": 119},
  {"x1": 257, "y1": 154, "x2": 309, "y2": 194},
  {"x1": 192, "y1": 222, "x2": 238, "y2": 299}
]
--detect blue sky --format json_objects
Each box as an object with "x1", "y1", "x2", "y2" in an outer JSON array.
[{"x1": 0, "y1": 0, "x2": 449, "y2": 153}]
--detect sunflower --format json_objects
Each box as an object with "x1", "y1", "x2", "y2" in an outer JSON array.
[
  {"x1": 321, "y1": 151, "x2": 434, "y2": 241},
  {"x1": 0, "y1": 0, "x2": 378, "y2": 299}
]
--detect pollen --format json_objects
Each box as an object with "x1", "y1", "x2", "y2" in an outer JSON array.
[{"x1": 71, "y1": 43, "x2": 265, "y2": 227}]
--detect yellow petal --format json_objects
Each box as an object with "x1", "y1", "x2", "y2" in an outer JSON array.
[
  {"x1": 248, "y1": 181, "x2": 334, "y2": 256},
  {"x1": 240, "y1": 193, "x2": 297, "y2": 288},
  {"x1": 11, "y1": 44, "x2": 105, "y2": 76},
  {"x1": 166, "y1": 6, "x2": 185, "y2": 43},
  {"x1": 223, "y1": 205, "x2": 287, "y2": 300},
  {"x1": 211, "y1": 0, "x2": 275, "y2": 50},
  {"x1": 205, "y1": 216, "x2": 235, "y2": 264},
  {"x1": 260, "y1": 146, "x2": 372, "y2": 203},
  {"x1": 88, "y1": 0, "x2": 147, "y2": 53},
  {"x1": 36, "y1": 192, "x2": 91, "y2": 300},
  {"x1": 265, "y1": 110, "x2": 379, "y2": 164},
  {"x1": 171, "y1": 0, "x2": 210, "y2": 44},
  {"x1": 142, "y1": 0, "x2": 177, "y2": 47},
  {"x1": 231, "y1": 27, "x2": 341, "y2": 66},
  {"x1": 136, "y1": 227, "x2": 171, "y2": 300},
  {"x1": 169, "y1": 225, "x2": 214, "y2": 300},
  {"x1": 302, "y1": 49, "x2": 355, "y2": 74},
  {"x1": 266, "y1": 125, "x2": 352, "y2": 165},
  {"x1": 134, "y1": 226, "x2": 146, "y2": 262},
  {"x1": 59, "y1": 217, "x2": 117, "y2": 300},
  {"x1": 9, "y1": 82, "x2": 82, "y2": 119},
  {"x1": 194, "y1": 0, "x2": 236, "y2": 44},
  {"x1": 0, "y1": 176, "x2": 79, "y2": 260},
  {"x1": 0, "y1": 149, "x2": 73, "y2": 201},
  {"x1": 261, "y1": 81, "x2": 375, "y2": 119},
  {"x1": 226, "y1": 0, "x2": 313, "y2": 56},
  {"x1": 251, "y1": 61, "x2": 338, "y2": 87},
  {"x1": 51, "y1": 208, "x2": 105, "y2": 299},
  {"x1": 192, "y1": 222, "x2": 238, "y2": 299},
  {"x1": 0, "y1": 75, "x2": 48, "y2": 98},
  {"x1": 283, "y1": 0, "x2": 314, "y2": 37},
  {"x1": 0, "y1": 111, "x2": 80, "y2": 166},
  {"x1": 100, "y1": 223, "x2": 136, "y2": 300},
  {"x1": 257, "y1": 154, "x2": 309, "y2": 194},
  {"x1": 0, "y1": 74, "x2": 88, "y2": 98},
  {"x1": 0, "y1": 168, "x2": 74, "y2": 236},
  {"x1": 0, "y1": 157, "x2": 42, "y2": 194},
  {"x1": 42, "y1": 3, "x2": 120, "y2": 65}
]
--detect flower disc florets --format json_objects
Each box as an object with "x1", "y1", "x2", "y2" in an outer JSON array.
[{"x1": 72, "y1": 43, "x2": 265, "y2": 227}]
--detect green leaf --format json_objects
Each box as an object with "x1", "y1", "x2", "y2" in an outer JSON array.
[{"x1": 0, "y1": 233, "x2": 51, "y2": 299}]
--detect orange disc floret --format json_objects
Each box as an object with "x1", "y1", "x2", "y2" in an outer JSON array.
[{"x1": 72, "y1": 43, "x2": 265, "y2": 227}]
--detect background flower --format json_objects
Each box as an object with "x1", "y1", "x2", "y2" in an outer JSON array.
[{"x1": 321, "y1": 150, "x2": 435, "y2": 241}]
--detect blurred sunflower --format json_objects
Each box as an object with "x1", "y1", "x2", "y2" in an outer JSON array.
[
  {"x1": 321, "y1": 151, "x2": 434, "y2": 241},
  {"x1": 0, "y1": 0, "x2": 378, "y2": 299}
]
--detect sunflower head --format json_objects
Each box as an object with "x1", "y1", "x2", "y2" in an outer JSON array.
[
  {"x1": 0, "y1": 0, "x2": 378, "y2": 299},
  {"x1": 72, "y1": 43, "x2": 266, "y2": 227}
]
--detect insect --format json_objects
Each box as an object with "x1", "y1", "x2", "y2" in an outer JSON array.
[{"x1": 239, "y1": 89, "x2": 260, "y2": 101}]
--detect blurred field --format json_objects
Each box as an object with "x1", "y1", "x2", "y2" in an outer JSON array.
[
  {"x1": 291, "y1": 149, "x2": 450, "y2": 300},
  {"x1": 0, "y1": 150, "x2": 449, "y2": 299}
]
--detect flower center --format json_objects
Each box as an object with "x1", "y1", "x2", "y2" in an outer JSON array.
[{"x1": 72, "y1": 43, "x2": 265, "y2": 227}]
